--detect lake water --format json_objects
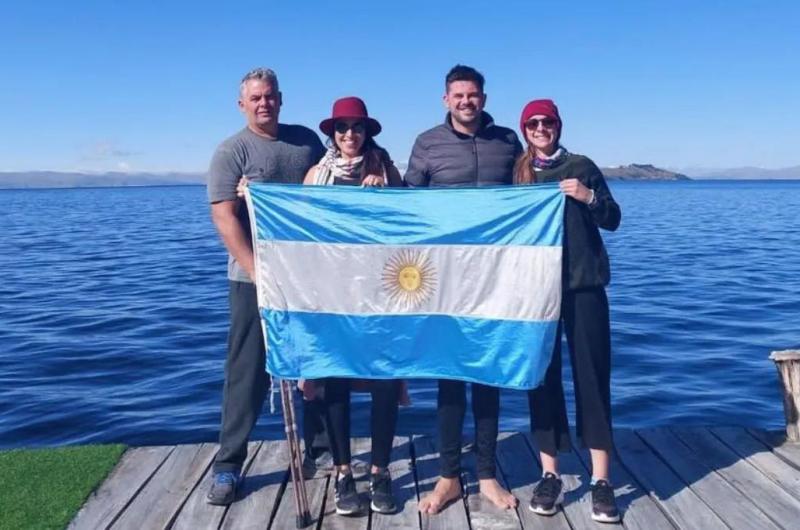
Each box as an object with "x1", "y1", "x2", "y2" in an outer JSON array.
[{"x1": 1, "y1": 180, "x2": 799, "y2": 449}]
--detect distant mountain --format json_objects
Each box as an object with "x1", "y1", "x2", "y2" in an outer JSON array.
[
  {"x1": 0, "y1": 171, "x2": 205, "y2": 189},
  {"x1": 600, "y1": 164, "x2": 690, "y2": 181},
  {"x1": 682, "y1": 166, "x2": 800, "y2": 180},
  {"x1": 398, "y1": 161, "x2": 688, "y2": 181}
]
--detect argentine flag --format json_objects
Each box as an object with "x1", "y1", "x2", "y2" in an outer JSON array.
[{"x1": 246, "y1": 183, "x2": 564, "y2": 390}]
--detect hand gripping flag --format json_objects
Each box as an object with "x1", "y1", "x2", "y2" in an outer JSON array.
[{"x1": 246, "y1": 183, "x2": 565, "y2": 390}]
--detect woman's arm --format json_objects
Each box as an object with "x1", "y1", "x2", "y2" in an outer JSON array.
[
  {"x1": 583, "y1": 161, "x2": 621, "y2": 231},
  {"x1": 303, "y1": 165, "x2": 318, "y2": 185}
]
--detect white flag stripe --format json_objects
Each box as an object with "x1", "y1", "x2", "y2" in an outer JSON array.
[{"x1": 257, "y1": 240, "x2": 562, "y2": 322}]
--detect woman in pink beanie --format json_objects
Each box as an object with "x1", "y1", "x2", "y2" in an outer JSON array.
[{"x1": 515, "y1": 99, "x2": 622, "y2": 523}]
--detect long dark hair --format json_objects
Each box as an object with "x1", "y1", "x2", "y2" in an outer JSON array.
[{"x1": 327, "y1": 134, "x2": 392, "y2": 181}]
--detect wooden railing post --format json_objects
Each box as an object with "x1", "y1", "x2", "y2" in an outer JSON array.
[{"x1": 770, "y1": 349, "x2": 800, "y2": 442}]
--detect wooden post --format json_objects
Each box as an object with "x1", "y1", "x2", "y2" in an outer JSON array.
[{"x1": 770, "y1": 349, "x2": 800, "y2": 442}]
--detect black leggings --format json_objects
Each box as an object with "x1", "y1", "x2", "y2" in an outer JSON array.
[
  {"x1": 323, "y1": 378, "x2": 401, "y2": 468},
  {"x1": 302, "y1": 397, "x2": 328, "y2": 459},
  {"x1": 529, "y1": 287, "x2": 613, "y2": 454},
  {"x1": 438, "y1": 380, "x2": 499, "y2": 479}
]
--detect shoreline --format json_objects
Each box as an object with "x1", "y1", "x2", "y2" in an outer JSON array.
[{"x1": 3, "y1": 178, "x2": 800, "y2": 191}]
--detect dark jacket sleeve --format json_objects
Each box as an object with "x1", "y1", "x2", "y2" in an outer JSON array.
[
  {"x1": 581, "y1": 158, "x2": 621, "y2": 231},
  {"x1": 403, "y1": 136, "x2": 430, "y2": 187},
  {"x1": 513, "y1": 135, "x2": 524, "y2": 159}
]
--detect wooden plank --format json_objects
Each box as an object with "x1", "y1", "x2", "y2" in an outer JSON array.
[
  {"x1": 712, "y1": 427, "x2": 800, "y2": 502},
  {"x1": 748, "y1": 428, "x2": 800, "y2": 471},
  {"x1": 320, "y1": 437, "x2": 371, "y2": 530},
  {"x1": 112, "y1": 443, "x2": 216, "y2": 530},
  {"x1": 221, "y1": 440, "x2": 289, "y2": 530},
  {"x1": 523, "y1": 433, "x2": 599, "y2": 530},
  {"x1": 672, "y1": 427, "x2": 800, "y2": 529},
  {"x1": 495, "y1": 432, "x2": 571, "y2": 530},
  {"x1": 171, "y1": 441, "x2": 261, "y2": 530},
  {"x1": 614, "y1": 429, "x2": 725, "y2": 529},
  {"x1": 69, "y1": 445, "x2": 173, "y2": 530},
  {"x1": 413, "y1": 435, "x2": 470, "y2": 530},
  {"x1": 638, "y1": 427, "x2": 780, "y2": 530},
  {"x1": 371, "y1": 436, "x2": 420, "y2": 530},
  {"x1": 462, "y1": 435, "x2": 521, "y2": 529},
  {"x1": 271, "y1": 461, "x2": 329, "y2": 530},
  {"x1": 571, "y1": 431, "x2": 674, "y2": 530}
]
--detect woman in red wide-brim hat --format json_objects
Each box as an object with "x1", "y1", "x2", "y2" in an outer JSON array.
[
  {"x1": 302, "y1": 96, "x2": 405, "y2": 516},
  {"x1": 303, "y1": 96, "x2": 402, "y2": 187},
  {"x1": 515, "y1": 99, "x2": 622, "y2": 523}
]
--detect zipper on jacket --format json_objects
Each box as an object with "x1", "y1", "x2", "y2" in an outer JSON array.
[{"x1": 472, "y1": 136, "x2": 479, "y2": 184}]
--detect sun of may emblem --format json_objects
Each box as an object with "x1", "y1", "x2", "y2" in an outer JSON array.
[{"x1": 382, "y1": 249, "x2": 437, "y2": 309}]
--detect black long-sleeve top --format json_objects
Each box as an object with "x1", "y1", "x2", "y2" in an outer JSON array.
[{"x1": 533, "y1": 154, "x2": 621, "y2": 291}]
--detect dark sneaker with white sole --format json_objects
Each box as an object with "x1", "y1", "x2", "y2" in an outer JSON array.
[
  {"x1": 334, "y1": 473, "x2": 362, "y2": 515},
  {"x1": 529, "y1": 472, "x2": 563, "y2": 516},
  {"x1": 591, "y1": 479, "x2": 620, "y2": 523},
  {"x1": 206, "y1": 470, "x2": 240, "y2": 505},
  {"x1": 369, "y1": 469, "x2": 397, "y2": 514}
]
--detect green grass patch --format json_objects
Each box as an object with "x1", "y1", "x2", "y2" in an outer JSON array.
[{"x1": 0, "y1": 444, "x2": 125, "y2": 530}]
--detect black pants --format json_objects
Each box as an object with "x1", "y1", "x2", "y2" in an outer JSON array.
[
  {"x1": 302, "y1": 397, "x2": 329, "y2": 459},
  {"x1": 529, "y1": 287, "x2": 613, "y2": 455},
  {"x1": 213, "y1": 281, "x2": 268, "y2": 473},
  {"x1": 438, "y1": 380, "x2": 499, "y2": 479},
  {"x1": 323, "y1": 378, "x2": 400, "y2": 468}
]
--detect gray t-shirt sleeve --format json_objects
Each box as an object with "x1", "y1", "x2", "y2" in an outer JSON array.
[
  {"x1": 311, "y1": 134, "x2": 326, "y2": 162},
  {"x1": 207, "y1": 141, "x2": 244, "y2": 204}
]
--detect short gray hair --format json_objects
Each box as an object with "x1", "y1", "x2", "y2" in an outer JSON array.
[{"x1": 239, "y1": 68, "x2": 279, "y2": 96}]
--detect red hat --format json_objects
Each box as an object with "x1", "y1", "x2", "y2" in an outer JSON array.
[
  {"x1": 519, "y1": 99, "x2": 561, "y2": 136},
  {"x1": 319, "y1": 96, "x2": 382, "y2": 137}
]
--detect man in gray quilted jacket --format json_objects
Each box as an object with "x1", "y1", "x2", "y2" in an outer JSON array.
[{"x1": 409, "y1": 65, "x2": 522, "y2": 514}]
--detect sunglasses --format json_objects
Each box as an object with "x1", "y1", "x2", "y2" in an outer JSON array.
[
  {"x1": 334, "y1": 121, "x2": 366, "y2": 134},
  {"x1": 525, "y1": 118, "x2": 558, "y2": 130}
]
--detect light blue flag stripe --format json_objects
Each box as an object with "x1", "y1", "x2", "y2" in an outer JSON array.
[
  {"x1": 262, "y1": 310, "x2": 559, "y2": 390},
  {"x1": 249, "y1": 183, "x2": 564, "y2": 246}
]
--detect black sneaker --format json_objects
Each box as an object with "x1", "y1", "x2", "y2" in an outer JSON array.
[
  {"x1": 334, "y1": 472, "x2": 362, "y2": 515},
  {"x1": 591, "y1": 479, "x2": 620, "y2": 523},
  {"x1": 369, "y1": 469, "x2": 397, "y2": 514},
  {"x1": 529, "y1": 472, "x2": 563, "y2": 516},
  {"x1": 206, "y1": 470, "x2": 240, "y2": 505}
]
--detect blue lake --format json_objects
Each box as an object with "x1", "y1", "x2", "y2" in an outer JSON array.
[{"x1": 1, "y1": 180, "x2": 799, "y2": 449}]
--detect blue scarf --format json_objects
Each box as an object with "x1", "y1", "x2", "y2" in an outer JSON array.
[{"x1": 532, "y1": 146, "x2": 569, "y2": 171}]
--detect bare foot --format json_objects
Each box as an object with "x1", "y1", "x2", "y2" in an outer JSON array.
[
  {"x1": 418, "y1": 477, "x2": 462, "y2": 514},
  {"x1": 479, "y1": 478, "x2": 518, "y2": 510}
]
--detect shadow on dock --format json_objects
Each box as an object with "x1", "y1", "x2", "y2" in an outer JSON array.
[{"x1": 67, "y1": 427, "x2": 800, "y2": 529}]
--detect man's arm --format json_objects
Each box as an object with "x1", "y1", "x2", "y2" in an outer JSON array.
[
  {"x1": 210, "y1": 200, "x2": 255, "y2": 281},
  {"x1": 207, "y1": 139, "x2": 257, "y2": 281},
  {"x1": 403, "y1": 136, "x2": 430, "y2": 187}
]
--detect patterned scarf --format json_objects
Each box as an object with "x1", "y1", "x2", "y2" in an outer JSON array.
[
  {"x1": 532, "y1": 146, "x2": 570, "y2": 171},
  {"x1": 311, "y1": 147, "x2": 365, "y2": 185}
]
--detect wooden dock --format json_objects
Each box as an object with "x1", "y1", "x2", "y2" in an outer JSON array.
[{"x1": 68, "y1": 427, "x2": 800, "y2": 529}]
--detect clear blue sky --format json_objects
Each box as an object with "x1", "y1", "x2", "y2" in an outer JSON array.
[{"x1": 1, "y1": 1, "x2": 798, "y2": 172}]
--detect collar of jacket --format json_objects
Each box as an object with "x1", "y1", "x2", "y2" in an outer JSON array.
[{"x1": 443, "y1": 111, "x2": 495, "y2": 138}]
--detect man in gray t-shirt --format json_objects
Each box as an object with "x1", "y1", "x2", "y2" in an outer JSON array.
[
  {"x1": 208, "y1": 124, "x2": 324, "y2": 282},
  {"x1": 206, "y1": 67, "x2": 324, "y2": 505}
]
